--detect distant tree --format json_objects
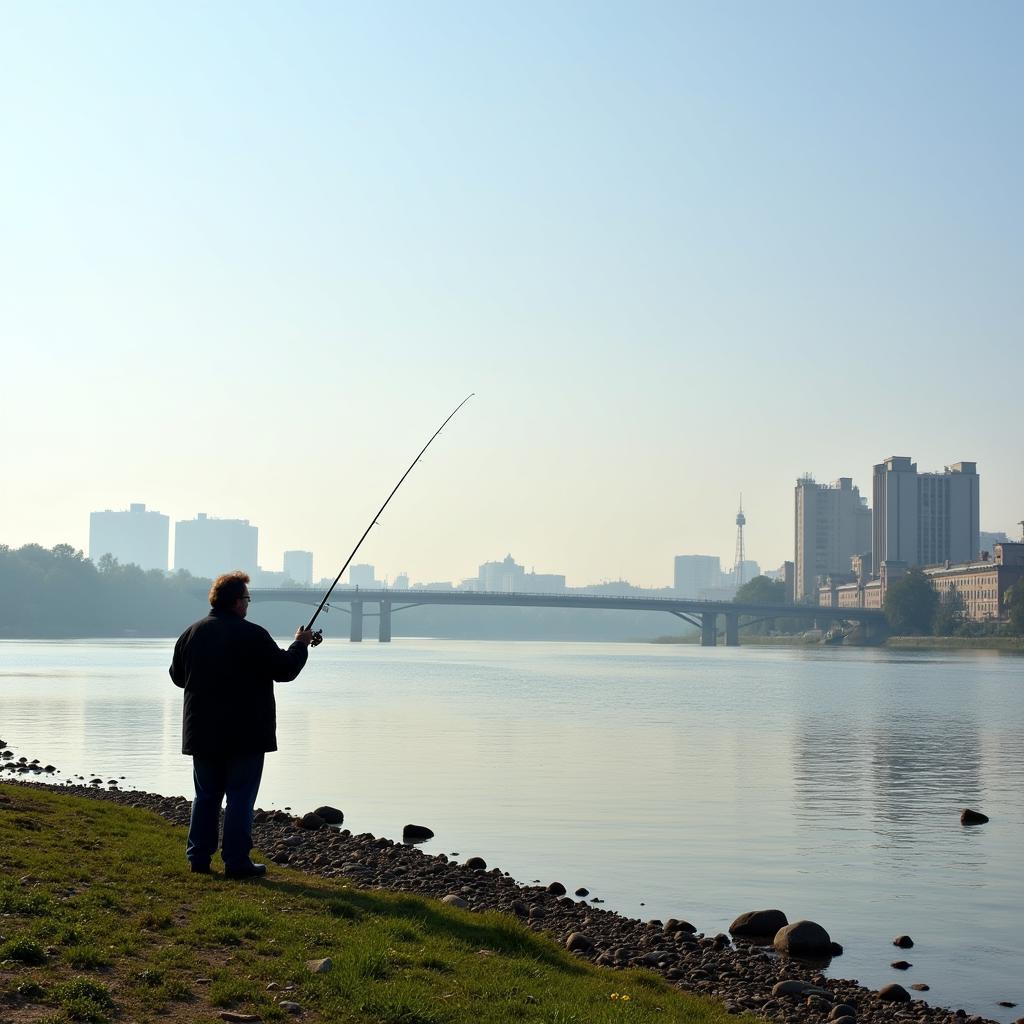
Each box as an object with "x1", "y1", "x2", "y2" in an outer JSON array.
[
  {"x1": 1005, "y1": 579, "x2": 1024, "y2": 635},
  {"x1": 883, "y1": 568, "x2": 939, "y2": 635},
  {"x1": 932, "y1": 587, "x2": 966, "y2": 636},
  {"x1": 734, "y1": 576, "x2": 787, "y2": 605},
  {"x1": 733, "y1": 575, "x2": 806, "y2": 635}
]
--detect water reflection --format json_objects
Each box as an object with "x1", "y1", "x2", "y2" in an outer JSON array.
[{"x1": 1, "y1": 640, "x2": 1023, "y2": 1023}]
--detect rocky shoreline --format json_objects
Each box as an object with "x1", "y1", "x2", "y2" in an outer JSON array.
[{"x1": 3, "y1": 767, "x2": 1018, "y2": 1024}]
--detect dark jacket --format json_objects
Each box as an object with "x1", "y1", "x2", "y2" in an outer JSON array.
[{"x1": 169, "y1": 609, "x2": 309, "y2": 756}]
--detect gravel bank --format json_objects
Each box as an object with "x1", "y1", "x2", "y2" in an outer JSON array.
[{"x1": 4, "y1": 773, "x2": 1013, "y2": 1024}]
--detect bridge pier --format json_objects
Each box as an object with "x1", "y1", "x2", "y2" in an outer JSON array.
[
  {"x1": 350, "y1": 600, "x2": 363, "y2": 642},
  {"x1": 725, "y1": 613, "x2": 739, "y2": 647},
  {"x1": 379, "y1": 599, "x2": 392, "y2": 642},
  {"x1": 701, "y1": 613, "x2": 717, "y2": 647}
]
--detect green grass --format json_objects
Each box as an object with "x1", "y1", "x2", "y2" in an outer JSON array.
[{"x1": 0, "y1": 783, "x2": 736, "y2": 1024}]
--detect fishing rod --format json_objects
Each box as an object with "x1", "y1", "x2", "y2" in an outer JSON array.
[{"x1": 304, "y1": 393, "x2": 475, "y2": 635}]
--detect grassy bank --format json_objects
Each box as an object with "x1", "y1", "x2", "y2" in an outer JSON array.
[
  {"x1": 0, "y1": 784, "x2": 730, "y2": 1024},
  {"x1": 885, "y1": 635, "x2": 1024, "y2": 651}
]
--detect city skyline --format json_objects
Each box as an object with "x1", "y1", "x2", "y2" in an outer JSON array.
[{"x1": 2, "y1": 4, "x2": 1022, "y2": 586}]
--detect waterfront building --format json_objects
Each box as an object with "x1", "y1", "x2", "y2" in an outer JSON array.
[
  {"x1": 674, "y1": 554, "x2": 721, "y2": 598},
  {"x1": 794, "y1": 476, "x2": 871, "y2": 602},
  {"x1": 479, "y1": 554, "x2": 526, "y2": 592},
  {"x1": 923, "y1": 543, "x2": 1024, "y2": 621},
  {"x1": 89, "y1": 502, "x2": 170, "y2": 571},
  {"x1": 872, "y1": 457, "x2": 979, "y2": 569},
  {"x1": 283, "y1": 550, "x2": 313, "y2": 585},
  {"x1": 523, "y1": 572, "x2": 566, "y2": 594},
  {"x1": 349, "y1": 563, "x2": 377, "y2": 587},
  {"x1": 393, "y1": 573, "x2": 410, "y2": 590},
  {"x1": 174, "y1": 513, "x2": 258, "y2": 579}
]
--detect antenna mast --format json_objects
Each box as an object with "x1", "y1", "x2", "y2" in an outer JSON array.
[{"x1": 733, "y1": 495, "x2": 746, "y2": 589}]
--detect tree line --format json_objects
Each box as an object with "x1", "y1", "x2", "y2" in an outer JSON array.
[{"x1": 0, "y1": 543, "x2": 211, "y2": 638}]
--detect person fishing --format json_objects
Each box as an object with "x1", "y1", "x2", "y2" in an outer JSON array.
[
  {"x1": 170, "y1": 571, "x2": 322, "y2": 878},
  {"x1": 170, "y1": 394, "x2": 472, "y2": 879}
]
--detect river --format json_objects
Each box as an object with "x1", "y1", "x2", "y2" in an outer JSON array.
[{"x1": 1, "y1": 638, "x2": 1021, "y2": 1021}]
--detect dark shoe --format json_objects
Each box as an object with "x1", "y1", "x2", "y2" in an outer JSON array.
[
  {"x1": 224, "y1": 862, "x2": 267, "y2": 880},
  {"x1": 190, "y1": 862, "x2": 212, "y2": 874}
]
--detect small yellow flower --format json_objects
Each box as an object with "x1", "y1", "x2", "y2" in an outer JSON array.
[
  {"x1": 610, "y1": 993, "x2": 620, "y2": 1000},
  {"x1": 622, "y1": 994, "x2": 631, "y2": 1001}
]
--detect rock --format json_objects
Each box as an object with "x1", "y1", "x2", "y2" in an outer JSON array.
[
  {"x1": 510, "y1": 900, "x2": 529, "y2": 917},
  {"x1": 891, "y1": 960, "x2": 912, "y2": 970},
  {"x1": 464, "y1": 857, "x2": 487, "y2": 870},
  {"x1": 832, "y1": 1016, "x2": 856, "y2": 1024},
  {"x1": 219, "y1": 1014, "x2": 262, "y2": 1023},
  {"x1": 773, "y1": 920, "x2": 833, "y2": 959},
  {"x1": 996, "y1": 1001, "x2": 1016, "y2": 1008},
  {"x1": 299, "y1": 812, "x2": 325, "y2": 830},
  {"x1": 730, "y1": 909, "x2": 788, "y2": 938},
  {"x1": 575, "y1": 887, "x2": 589, "y2": 897},
  {"x1": 278, "y1": 1002, "x2": 302, "y2": 1014},
  {"x1": 829, "y1": 1004, "x2": 857, "y2": 1018},
  {"x1": 546, "y1": 881, "x2": 566, "y2": 895},
  {"x1": 960, "y1": 808, "x2": 989, "y2": 826},
  {"x1": 442, "y1": 894, "x2": 469, "y2": 908},
  {"x1": 773, "y1": 981, "x2": 809, "y2": 997},
  {"x1": 313, "y1": 805, "x2": 344, "y2": 825},
  {"x1": 877, "y1": 983, "x2": 911, "y2": 1002},
  {"x1": 566, "y1": 932, "x2": 594, "y2": 952},
  {"x1": 910, "y1": 984, "x2": 930, "y2": 992},
  {"x1": 893, "y1": 935, "x2": 914, "y2": 948},
  {"x1": 528, "y1": 906, "x2": 545, "y2": 920},
  {"x1": 403, "y1": 823, "x2": 434, "y2": 842},
  {"x1": 305, "y1": 958, "x2": 332, "y2": 974}
]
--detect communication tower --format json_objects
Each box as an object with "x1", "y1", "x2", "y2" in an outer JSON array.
[{"x1": 733, "y1": 495, "x2": 746, "y2": 588}]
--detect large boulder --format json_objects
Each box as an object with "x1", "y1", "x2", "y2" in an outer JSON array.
[
  {"x1": 730, "y1": 909, "x2": 788, "y2": 938},
  {"x1": 314, "y1": 805, "x2": 344, "y2": 825},
  {"x1": 403, "y1": 823, "x2": 434, "y2": 842},
  {"x1": 877, "y1": 983, "x2": 911, "y2": 1002},
  {"x1": 961, "y1": 808, "x2": 989, "y2": 826},
  {"x1": 773, "y1": 920, "x2": 833, "y2": 959},
  {"x1": 299, "y1": 811, "x2": 325, "y2": 830}
]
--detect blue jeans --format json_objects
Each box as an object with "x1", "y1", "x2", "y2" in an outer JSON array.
[{"x1": 187, "y1": 753, "x2": 265, "y2": 870}]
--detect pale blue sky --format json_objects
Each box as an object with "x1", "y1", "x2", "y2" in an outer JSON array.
[{"x1": 2, "y1": 1, "x2": 1021, "y2": 586}]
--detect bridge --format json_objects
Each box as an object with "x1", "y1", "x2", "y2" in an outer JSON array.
[{"x1": 250, "y1": 588, "x2": 887, "y2": 646}]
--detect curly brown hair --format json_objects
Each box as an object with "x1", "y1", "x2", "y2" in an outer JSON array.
[{"x1": 209, "y1": 571, "x2": 251, "y2": 610}]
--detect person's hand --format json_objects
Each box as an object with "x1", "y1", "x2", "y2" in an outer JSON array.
[{"x1": 294, "y1": 626, "x2": 315, "y2": 646}]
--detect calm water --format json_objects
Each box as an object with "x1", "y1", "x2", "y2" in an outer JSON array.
[{"x1": 2, "y1": 638, "x2": 1022, "y2": 1020}]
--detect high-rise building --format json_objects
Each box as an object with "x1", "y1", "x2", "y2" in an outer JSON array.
[
  {"x1": 283, "y1": 550, "x2": 313, "y2": 585},
  {"x1": 794, "y1": 476, "x2": 871, "y2": 601},
  {"x1": 349, "y1": 564, "x2": 377, "y2": 587},
  {"x1": 479, "y1": 554, "x2": 525, "y2": 592},
  {"x1": 872, "y1": 457, "x2": 979, "y2": 569},
  {"x1": 174, "y1": 513, "x2": 258, "y2": 579},
  {"x1": 674, "y1": 555, "x2": 721, "y2": 598},
  {"x1": 89, "y1": 503, "x2": 169, "y2": 571}
]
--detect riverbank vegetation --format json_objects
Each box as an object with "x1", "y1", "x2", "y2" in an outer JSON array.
[{"x1": 0, "y1": 784, "x2": 727, "y2": 1024}]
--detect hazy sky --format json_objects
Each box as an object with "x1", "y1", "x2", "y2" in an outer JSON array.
[{"x1": 2, "y1": 1, "x2": 1021, "y2": 587}]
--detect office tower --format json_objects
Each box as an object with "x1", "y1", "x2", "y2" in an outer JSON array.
[
  {"x1": 872, "y1": 457, "x2": 979, "y2": 569},
  {"x1": 174, "y1": 513, "x2": 258, "y2": 579},
  {"x1": 349, "y1": 563, "x2": 377, "y2": 586},
  {"x1": 89, "y1": 502, "x2": 169, "y2": 571},
  {"x1": 794, "y1": 476, "x2": 872, "y2": 601},
  {"x1": 478, "y1": 554, "x2": 526, "y2": 592},
  {"x1": 283, "y1": 550, "x2": 313, "y2": 585},
  {"x1": 674, "y1": 555, "x2": 721, "y2": 598}
]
